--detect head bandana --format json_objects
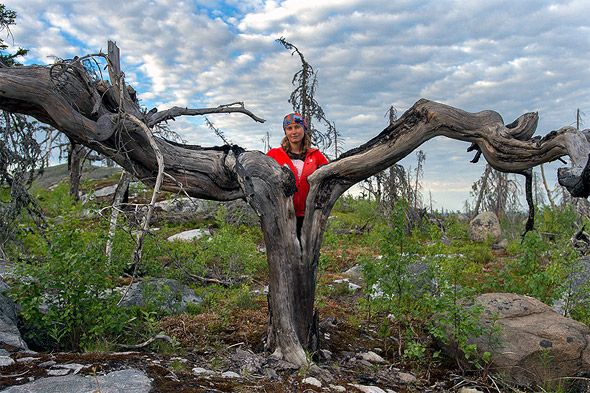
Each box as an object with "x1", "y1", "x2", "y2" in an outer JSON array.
[{"x1": 283, "y1": 113, "x2": 308, "y2": 131}]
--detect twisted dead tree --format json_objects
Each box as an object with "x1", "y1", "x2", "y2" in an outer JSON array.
[{"x1": 1, "y1": 42, "x2": 589, "y2": 367}]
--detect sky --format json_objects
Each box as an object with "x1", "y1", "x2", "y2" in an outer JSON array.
[{"x1": 3, "y1": 0, "x2": 589, "y2": 210}]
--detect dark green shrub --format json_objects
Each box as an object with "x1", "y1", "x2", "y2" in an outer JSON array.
[{"x1": 10, "y1": 219, "x2": 129, "y2": 351}]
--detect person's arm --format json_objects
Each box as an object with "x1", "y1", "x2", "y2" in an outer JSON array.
[{"x1": 317, "y1": 151, "x2": 329, "y2": 166}]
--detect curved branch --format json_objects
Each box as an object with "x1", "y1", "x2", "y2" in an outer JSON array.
[
  {"x1": 0, "y1": 65, "x2": 246, "y2": 202},
  {"x1": 302, "y1": 99, "x2": 590, "y2": 274},
  {"x1": 147, "y1": 103, "x2": 266, "y2": 127}
]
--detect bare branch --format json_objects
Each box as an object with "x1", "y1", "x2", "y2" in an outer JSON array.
[{"x1": 147, "y1": 103, "x2": 265, "y2": 127}]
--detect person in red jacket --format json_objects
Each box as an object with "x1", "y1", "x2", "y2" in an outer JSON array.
[{"x1": 267, "y1": 112, "x2": 329, "y2": 238}]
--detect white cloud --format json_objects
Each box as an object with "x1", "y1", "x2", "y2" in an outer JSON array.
[{"x1": 4, "y1": 0, "x2": 590, "y2": 210}]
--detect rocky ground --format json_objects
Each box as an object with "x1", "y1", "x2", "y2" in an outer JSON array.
[{"x1": 1, "y1": 339, "x2": 480, "y2": 393}]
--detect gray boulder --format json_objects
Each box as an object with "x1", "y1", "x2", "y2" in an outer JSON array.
[
  {"x1": 150, "y1": 198, "x2": 258, "y2": 227},
  {"x1": 117, "y1": 278, "x2": 202, "y2": 313},
  {"x1": 566, "y1": 256, "x2": 590, "y2": 309},
  {"x1": 2, "y1": 368, "x2": 151, "y2": 392},
  {"x1": 469, "y1": 212, "x2": 501, "y2": 242},
  {"x1": 152, "y1": 197, "x2": 216, "y2": 225},
  {"x1": 167, "y1": 228, "x2": 211, "y2": 242},
  {"x1": 342, "y1": 264, "x2": 363, "y2": 282},
  {"x1": 471, "y1": 293, "x2": 590, "y2": 387},
  {"x1": 553, "y1": 256, "x2": 590, "y2": 315},
  {"x1": 154, "y1": 197, "x2": 208, "y2": 214},
  {"x1": 223, "y1": 199, "x2": 259, "y2": 227},
  {"x1": 0, "y1": 278, "x2": 28, "y2": 351}
]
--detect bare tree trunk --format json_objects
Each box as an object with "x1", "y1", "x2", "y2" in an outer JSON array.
[
  {"x1": 540, "y1": 164, "x2": 556, "y2": 208},
  {"x1": 105, "y1": 171, "x2": 131, "y2": 263},
  {"x1": 523, "y1": 169, "x2": 535, "y2": 235},
  {"x1": 68, "y1": 142, "x2": 88, "y2": 200},
  {"x1": 473, "y1": 164, "x2": 492, "y2": 217},
  {"x1": 1, "y1": 45, "x2": 590, "y2": 366}
]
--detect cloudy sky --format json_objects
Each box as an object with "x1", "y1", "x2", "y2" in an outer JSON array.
[{"x1": 3, "y1": 0, "x2": 589, "y2": 210}]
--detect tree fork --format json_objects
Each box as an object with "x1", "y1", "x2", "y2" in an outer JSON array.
[{"x1": 1, "y1": 45, "x2": 590, "y2": 367}]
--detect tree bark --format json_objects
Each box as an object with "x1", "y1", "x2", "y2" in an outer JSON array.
[
  {"x1": 1, "y1": 46, "x2": 589, "y2": 366},
  {"x1": 68, "y1": 142, "x2": 88, "y2": 200}
]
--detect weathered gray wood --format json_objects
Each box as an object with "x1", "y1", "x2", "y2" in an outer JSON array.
[
  {"x1": 147, "y1": 104, "x2": 265, "y2": 127},
  {"x1": 96, "y1": 113, "x2": 118, "y2": 141},
  {"x1": 0, "y1": 50, "x2": 589, "y2": 368}
]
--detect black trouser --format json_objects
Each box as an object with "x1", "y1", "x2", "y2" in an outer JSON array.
[{"x1": 296, "y1": 216, "x2": 304, "y2": 240}]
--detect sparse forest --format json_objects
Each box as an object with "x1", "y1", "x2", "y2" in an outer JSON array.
[{"x1": 1, "y1": 4, "x2": 590, "y2": 392}]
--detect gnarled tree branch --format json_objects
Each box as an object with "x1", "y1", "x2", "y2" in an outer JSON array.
[
  {"x1": 147, "y1": 103, "x2": 266, "y2": 127},
  {"x1": 1, "y1": 43, "x2": 589, "y2": 369}
]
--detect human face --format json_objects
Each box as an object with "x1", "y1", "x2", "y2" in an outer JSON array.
[{"x1": 284, "y1": 123, "x2": 305, "y2": 150}]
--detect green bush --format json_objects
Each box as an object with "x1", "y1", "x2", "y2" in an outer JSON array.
[
  {"x1": 10, "y1": 219, "x2": 130, "y2": 351},
  {"x1": 498, "y1": 230, "x2": 576, "y2": 304},
  {"x1": 360, "y1": 200, "x2": 490, "y2": 366}
]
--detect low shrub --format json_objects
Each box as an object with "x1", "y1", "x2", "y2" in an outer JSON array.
[{"x1": 10, "y1": 219, "x2": 130, "y2": 351}]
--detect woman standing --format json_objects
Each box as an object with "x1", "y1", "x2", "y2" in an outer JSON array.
[{"x1": 267, "y1": 113, "x2": 329, "y2": 238}]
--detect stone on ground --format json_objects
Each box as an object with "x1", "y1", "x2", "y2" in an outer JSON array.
[
  {"x1": 117, "y1": 278, "x2": 202, "y2": 313},
  {"x1": 348, "y1": 384, "x2": 387, "y2": 393},
  {"x1": 0, "y1": 279, "x2": 28, "y2": 351},
  {"x1": 471, "y1": 293, "x2": 590, "y2": 386},
  {"x1": 303, "y1": 376, "x2": 322, "y2": 387},
  {"x1": 2, "y1": 368, "x2": 151, "y2": 393},
  {"x1": 469, "y1": 211, "x2": 501, "y2": 242}
]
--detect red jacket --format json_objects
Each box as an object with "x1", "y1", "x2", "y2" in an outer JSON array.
[{"x1": 267, "y1": 147, "x2": 329, "y2": 216}]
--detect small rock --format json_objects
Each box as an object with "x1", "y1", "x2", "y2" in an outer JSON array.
[
  {"x1": 343, "y1": 264, "x2": 363, "y2": 281},
  {"x1": 397, "y1": 372, "x2": 417, "y2": 384},
  {"x1": 0, "y1": 349, "x2": 9, "y2": 356},
  {"x1": 492, "y1": 239, "x2": 508, "y2": 250},
  {"x1": 459, "y1": 388, "x2": 484, "y2": 393},
  {"x1": 16, "y1": 357, "x2": 40, "y2": 363},
  {"x1": 192, "y1": 367, "x2": 215, "y2": 376},
  {"x1": 264, "y1": 367, "x2": 278, "y2": 379},
  {"x1": 308, "y1": 364, "x2": 333, "y2": 383},
  {"x1": 233, "y1": 348, "x2": 264, "y2": 375},
  {"x1": 348, "y1": 384, "x2": 387, "y2": 393},
  {"x1": 19, "y1": 350, "x2": 38, "y2": 356},
  {"x1": 55, "y1": 363, "x2": 85, "y2": 374},
  {"x1": 167, "y1": 228, "x2": 211, "y2": 242},
  {"x1": 360, "y1": 351, "x2": 385, "y2": 363},
  {"x1": 303, "y1": 376, "x2": 322, "y2": 387},
  {"x1": 38, "y1": 360, "x2": 56, "y2": 368},
  {"x1": 47, "y1": 368, "x2": 71, "y2": 376},
  {"x1": 330, "y1": 385, "x2": 346, "y2": 392},
  {"x1": 0, "y1": 356, "x2": 15, "y2": 367},
  {"x1": 332, "y1": 278, "x2": 362, "y2": 292},
  {"x1": 319, "y1": 317, "x2": 337, "y2": 330},
  {"x1": 357, "y1": 359, "x2": 373, "y2": 367},
  {"x1": 221, "y1": 371, "x2": 241, "y2": 378},
  {"x1": 320, "y1": 349, "x2": 332, "y2": 360}
]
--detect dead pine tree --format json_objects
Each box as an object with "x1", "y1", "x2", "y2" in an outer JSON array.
[
  {"x1": 276, "y1": 37, "x2": 341, "y2": 158},
  {"x1": 2, "y1": 41, "x2": 590, "y2": 367}
]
